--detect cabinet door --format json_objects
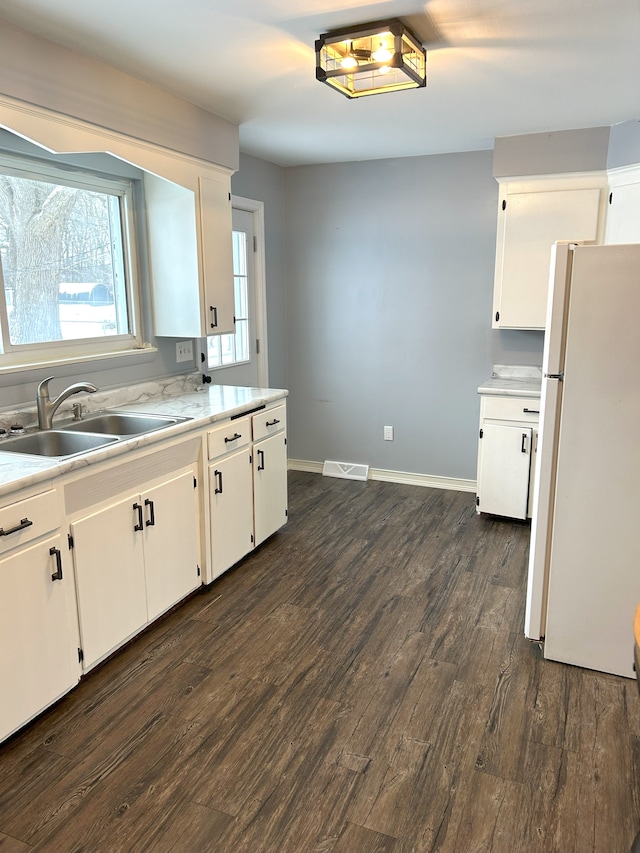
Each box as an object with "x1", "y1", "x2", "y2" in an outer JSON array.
[
  {"x1": 71, "y1": 493, "x2": 147, "y2": 670},
  {"x1": 0, "y1": 534, "x2": 80, "y2": 741},
  {"x1": 477, "y1": 424, "x2": 533, "y2": 520},
  {"x1": 143, "y1": 469, "x2": 201, "y2": 621},
  {"x1": 253, "y1": 432, "x2": 288, "y2": 546},
  {"x1": 494, "y1": 188, "x2": 601, "y2": 329},
  {"x1": 209, "y1": 448, "x2": 254, "y2": 580},
  {"x1": 605, "y1": 179, "x2": 640, "y2": 244},
  {"x1": 199, "y1": 174, "x2": 235, "y2": 335},
  {"x1": 145, "y1": 173, "x2": 201, "y2": 337}
]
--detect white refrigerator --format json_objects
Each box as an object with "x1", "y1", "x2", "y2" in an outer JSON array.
[{"x1": 525, "y1": 241, "x2": 640, "y2": 678}]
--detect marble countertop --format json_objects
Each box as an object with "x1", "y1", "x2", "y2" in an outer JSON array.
[
  {"x1": 478, "y1": 364, "x2": 542, "y2": 398},
  {"x1": 0, "y1": 375, "x2": 287, "y2": 500}
]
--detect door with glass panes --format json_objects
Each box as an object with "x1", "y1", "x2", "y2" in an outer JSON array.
[{"x1": 207, "y1": 208, "x2": 261, "y2": 386}]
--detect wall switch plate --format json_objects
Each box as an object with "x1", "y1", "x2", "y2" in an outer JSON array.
[
  {"x1": 384, "y1": 425, "x2": 394, "y2": 441},
  {"x1": 176, "y1": 340, "x2": 193, "y2": 363}
]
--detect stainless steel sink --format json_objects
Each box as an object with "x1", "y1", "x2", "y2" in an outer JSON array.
[
  {"x1": 62, "y1": 411, "x2": 190, "y2": 436},
  {"x1": 0, "y1": 430, "x2": 119, "y2": 457}
]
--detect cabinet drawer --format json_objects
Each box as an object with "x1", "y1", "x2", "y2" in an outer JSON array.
[
  {"x1": 482, "y1": 396, "x2": 540, "y2": 423},
  {"x1": 253, "y1": 405, "x2": 286, "y2": 442},
  {"x1": 0, "y1": 489, "x2": 61, "y2": 555},
  {"x1": 207, "y1": 416, "x2": 251, "y2": 460}
]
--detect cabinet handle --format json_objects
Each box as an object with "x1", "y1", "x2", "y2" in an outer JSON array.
[
  {"x1": 523, "y1": 408, "x2": 539, "y2": 414},
  {"x1": 224, "y1": 432, "x2": 242, "y2": 443},
  {"x1": 209, "y1": 305, "x2": 218, "y2": 329},
  {"x1": 133, "y1": 502, "x2": 144, "y2": 531},
  {"x1": 144, "y1": 498, "x2": 155, "y2": 527},
  {"x1": 0, "y1": 517, "x2": 33, "y2": 536},
  {"x1": 521, "y1": 433, "x2": 527, "y2": 453},
  {"x1": 257, "y1": 449, "x2": 265, "y2": 471},
  {"x1": 265, "y1": 419, "x2": 280, "y2": 427},
  {"x1": 214, "y1": 469, "x2": 223, "y2": 494},
  {"x1": 50, "y1": 546, "x2": 63, "y2": 581}
]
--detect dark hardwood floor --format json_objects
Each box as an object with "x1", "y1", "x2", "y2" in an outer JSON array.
[{"x1": 1, "y1": 471, "x2": 639, "y2": 853}]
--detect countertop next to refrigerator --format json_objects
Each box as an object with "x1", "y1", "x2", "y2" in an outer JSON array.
[{"x1": 477, "y1": 364, "x2": 542, "y2": 398}]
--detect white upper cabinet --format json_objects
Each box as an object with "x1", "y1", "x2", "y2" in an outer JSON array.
[
  {"x1": 145, "y1": 165, "x2": 235, "y2": 338},
  {"x1": 198, "y1": 174, "x2": 235, "y2": 336},
  {"x1": 492, "y1": 174, "x2": 607, "y2": 330},
  {"x1": 605, "y1": 166, "x2": 640, "y2": 244}
]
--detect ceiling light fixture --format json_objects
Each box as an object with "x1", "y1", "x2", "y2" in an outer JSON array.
[{"x1": 315, "y1": 19, "x2": 426, "y2": 99}]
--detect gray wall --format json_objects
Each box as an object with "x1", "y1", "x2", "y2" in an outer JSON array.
[
  {"x1": 282, "y1": 151, "x2": 513, "y2": 481},
  {"x1": 0, "y1": 20, "x2": 238, "y2": 170},
  {"x1": 608, "y1": 120, "x2": 640, "y2": 168},
  {"x1": 232, "y1": 149, "x2": 545, "y2": 482},
  {"x1": 493, "y1": 126, "x2": 611, "y2": 177}
]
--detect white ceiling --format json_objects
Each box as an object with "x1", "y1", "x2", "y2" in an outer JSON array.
[{"x1": 0, "y1": 0, "x2": 639, "y2": 167}]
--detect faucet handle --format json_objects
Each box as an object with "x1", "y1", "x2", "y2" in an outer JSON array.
[{"x1": 37, "y1": 376, "x2": 55, "y2": 398}]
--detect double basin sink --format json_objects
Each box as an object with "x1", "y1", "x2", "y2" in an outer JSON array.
[{"x1": 0, "y1": 411, "x2": 191, "y2": 458}]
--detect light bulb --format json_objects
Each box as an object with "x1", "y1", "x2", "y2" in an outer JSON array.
[
  {"x1": 341, "y1": 55, "x2": 358, "y2": 69},
  {"x1": 372, "y1": 45, "x2": 392, "y2": 63},
  {"x1": 378, "y1": 65, "x2": 391, "y2": 75}
]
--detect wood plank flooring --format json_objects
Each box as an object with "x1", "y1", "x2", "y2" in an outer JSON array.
[{"x1": 1, "y1": 471, "x2": 639, "y2": 852}]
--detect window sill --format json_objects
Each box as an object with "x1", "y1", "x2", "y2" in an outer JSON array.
[{"x1": 0, "y1": 344, "x2": 158, "y2": 376}]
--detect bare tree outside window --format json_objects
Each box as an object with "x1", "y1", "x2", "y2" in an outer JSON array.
[{"x1": 0, "y1": 163, "x2": 132, "y2": 356}]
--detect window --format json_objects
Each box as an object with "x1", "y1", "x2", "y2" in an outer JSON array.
[
  {"x1": 0, "y1": 153, "x2": 140, "y2": 368},
  {"x1": 207, "y1": 228, "x2": 249, "y2": 368}
]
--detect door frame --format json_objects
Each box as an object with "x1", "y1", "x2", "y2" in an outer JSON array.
[{"x1": 232, "y1": 195, "x2": 268, "y2": 387}]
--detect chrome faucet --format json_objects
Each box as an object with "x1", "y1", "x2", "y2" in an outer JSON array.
[{"x1": 36, "y1": 376, "x2": 98, "y2": 429}]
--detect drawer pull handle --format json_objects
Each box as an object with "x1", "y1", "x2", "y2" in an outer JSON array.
[
  {"x1": 133, "y1": 502, "x2": 144, "y2": 532},
  {"x1": 50, "y1": 546, "x2": 63, "y2": 581},
  {"x1": 266, "y1": 419, "x2": 280, "y2": 427},
  {"x1": 224, "y1": 432, "x2": 242, "y2": 443},
  {"x1": 523, "y1": 408, "x2": 539, "y2": 414},
  {"x1": 214, "y1": 470, "x2": 223, "y2": 494},
  {"x1": 144, "y1": 498, "x2": 155, "y2": 527},
  {"x1": 257, "y1": 449, "x2": 265, "y2": 471},
  {"x1": 0, "y1": 517, "x2": 33, "y2": 537},
  {"x1": 521, "y1": 433, "x2": 527, "y2": 453}
]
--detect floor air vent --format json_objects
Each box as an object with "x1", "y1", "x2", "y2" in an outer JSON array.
[{"x1": 322, "y1": 460, "x2": 369, "y2": 481}]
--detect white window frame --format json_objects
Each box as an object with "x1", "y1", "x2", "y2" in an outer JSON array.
[{"x1": 0, "y1": 151, "x2": 144, "y2": 373}]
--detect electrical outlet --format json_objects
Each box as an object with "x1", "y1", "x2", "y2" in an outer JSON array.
[
  {"x1": 384, "y1": 425, "x2": 394, "y2": 441},
  {"x1": 176, "y1": 340, "x2": 193, "y2": 363}
]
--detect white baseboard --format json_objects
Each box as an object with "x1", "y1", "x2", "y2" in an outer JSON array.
[{"x1": 287, "y1": 459, "x2": 476, "y2": 494}]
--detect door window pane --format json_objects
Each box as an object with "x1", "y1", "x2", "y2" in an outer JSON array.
[{"x1": 208, "y1": 228, "x2": 249, "y2": 368}]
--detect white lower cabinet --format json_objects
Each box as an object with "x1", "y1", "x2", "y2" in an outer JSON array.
[
  {"x1": 209, "y1": 447, "x2": 254, "y2": 581},
  {"x1": 1, "y1": 489, "x2": 80, "y2": 742},
  {"x1": 143, "y1": 470, "x2": 201, "y2": 621},
  {"x1": 476, "y1": 395, "x2": 539, "y2": 520},
  {"x1": 0, "y1": 393, "x2": 288, "y2": 741},
  {"x1": 476, "y1": 423, "x2": 533, "y2": 519},
  {"x1": 253, "y1": 431, "x2": 288, "y2": 546},
  {"x1": 206, "y1": 401, "x2": 288, "y2": 580},
  {"x1": 71, "y1": 466, "x2": 200, "y2": 670}
]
